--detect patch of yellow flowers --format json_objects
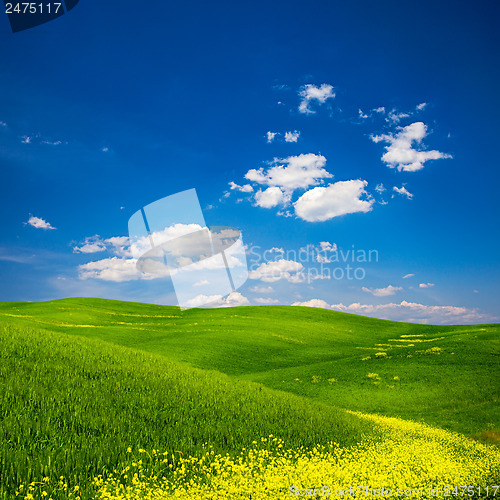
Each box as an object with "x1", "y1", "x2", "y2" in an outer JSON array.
[{"x1": 93, "y1": 413, "x2": 500, "y2": 500}]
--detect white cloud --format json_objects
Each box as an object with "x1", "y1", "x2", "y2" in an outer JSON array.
[
  {"x1": 41, "y1": 140, "x2": 62, "y2": 146},
  {"x1": 416, "y1": 102, "x2": 427, "y2": 110},
  {"x1": 74, "y1": 235, "x2": 132, "y2": 257},
  {"x1": 375, "y1": 183, "x2": 386, "y2": 194},
  {"x1": 185, "y1": 291, "x2": 250, "y2": 308},
  {"x1": 362, "y1": 285, "x2": 403, "y2": 297},
  {"x1": 319, "y1": 241, "x2": 337, "y2": 252},
  {"x1": 266, "y1": 131, "x2": 277, "y2": 143},
  {"x1": 358, "y1": 109, "x2": 368, "y2": 119},
  {"x1": 105, "y1": 236, "x2": 131, "y2": 257},
  {"x1": 294, "y1": 180, "x2": 374, "y2": 222},
  {"x1": 245, "y1": 153, "x2": 332, "y2": 191},
  {"x1": 386, "y1": 110, "x2": 410, "y2": 123},
  {"x1": 250, "y1": 285, "x2": 274, "y2": 293},
  {"x1": 249, "y1": 259, "x2": 303, "y2": 283},
  {"x1": 402, "y1": 273, "x2": 415, "y2": 279},
  {"x1": 373, "y1": 107, "x2": 385, "y2": 114},
  {"x1": 254, "y1": 187, "x2": 288, "y2": 208},
  {"x1": 78, "y1": 257, "x2": 142, "y2": 282},
  {"x1": 393, "y1": 185, "x2": 414, "y2": 199},
  {"x1": 292, "y1": 298, "x2": 331, "y2": 309},
  {"x1": 330, "y1": 301, "x2": 495, "y2": 324},
  {"x1": 73, "y1": 237, "x2": 107, "y2": 254},
  {"x1": 229, "y1": 181, "x2": 254, "y2": 193},
  {"x1": 419, "y1": 282, "x2": 435, "y2": 288},
  {"x1": 255, "y1": 297, "x2": 280, "y2": 304},
  {"x1": 284, "y1": 130, "x2": 300, "y2": 142},
  {"x1": 268, "y1": 247, "x2": 284, "y2": 254},
  {"x1": 293, "y1": 299, "x2": 496, "y2": 324},
  {"x1": 0, "y1": 121, "x2": 6, "y2": 127},
  {"x1": 371, "y1": 122, "x2": 452, "y2": 172},
  {"x1": 102, "y1": 147, "x2": 109, "y2": 152},
  {"x1": 184, "y1": 294, "x2": 222, "y2": 308},
  {"x1": 219, "y1": 291, "x2": 250, "y2": 307},
  {"x1": 316, "y1": 255, "x2": 331, "y2": 264},
  {"x1": 21, "y1": 136, "x2": 32, "y2": 144},
  {"x1": 25, "y1": 215, "x2": 56, "y2": 230},
  {"x1": 298, "y1": 84, "x2": 335, "y2": 114},
  {"x1": 76, "y1": 225, "x2": 208, "y2": 264}
]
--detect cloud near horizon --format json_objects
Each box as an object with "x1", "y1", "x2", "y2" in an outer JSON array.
[
  {"x1": 362, "y1": 285, "x2": 402, "y2": 297},
  {"x1": 185, "y1": 291, "x2": 250, "y2": 308},
  {"x1": 292, "y1": 299, "x2": 496, "y2": 325}
]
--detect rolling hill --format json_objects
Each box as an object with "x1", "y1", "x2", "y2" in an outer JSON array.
[{"x1": 0, "y1": 298, "x2": 498, "y2": 499}]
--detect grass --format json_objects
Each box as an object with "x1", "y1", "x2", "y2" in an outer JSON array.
[
  {"x1": 1, "y1": 298, "x2": 498, "y2": 437},
  {"x1": 0, "y1": 323, "x2": 373, "y2": 499},
  {"x1": 0, "y1": 297, "x2": 498, "y2": 499}
]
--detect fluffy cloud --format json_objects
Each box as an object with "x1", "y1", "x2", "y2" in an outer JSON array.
[
  {"x1": 249, "y1": 259, "x2": 303, "y2": 283},
  {"x1": 319, "y1": 241, "x2": 337, "y2": 252},
  {"x1": 362, "y1": 285, "x2": 403, "y2": 297},
  {"x1": 371, "y1": 122, "x2": 452, "y2": 172},
  {"x1": 292, "y1": 299, "x2": 496, "y2": 325},
  {"x1": 294, "y1": 180, "x2": 374, "y2": 222},
  {"x1": 254, "y1": 187, "x2": 289, "y2": 208},
  {"x1": 284, "y1": 131, "x2": 300, "y2": 142},
  {"x1": 375, "y1": 183, "x2": 386, "y2": 194},
  {"x1": 229, "y1": 181, "x2": 254, "y2": 193},
  {"x1": 185, "y1": 291, "x2": 250, "y2": 308},
  {"x1": 292, "y1": 298, "x2": 331, "y2": 309},
  {"x1": 25, "y1": 215, "x2": 56, "y2": 230},
  {"x1": 298, "y1": 84, "x2": 335, "y2": 114},
  {"x1": 73, "y1": 236, "x2": 107, "y2": 254},
  {"x1": 73, "y1": 235, "x2": 132, "y2": 257},
  {"x1": 393, "y1": 186, "x2": 413, "y2": 199},
  {"x1": 105, "y1": 236, "x2": 132, "y2": 257},
  {"x1": 255, "y1": 297, "x2": 280, "y2": 304},
  {"x1": 78, "y1": 257, "x2": 143, "y2": 282},
  {"x1": 245, "y1": 153, "x2": 331, "y2": 191},
  {"x1": 266, "y1": 131, "x2": 277, "y2": 143},
  {"x1": 419, "y1": 282, "x2": 435, "y2": 288}
]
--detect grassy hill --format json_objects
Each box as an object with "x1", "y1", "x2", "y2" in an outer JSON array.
[
  {"x1": 1, "y1": 298, "x2": 498, "y2": 437},
  {"x1": 0, "y1": 298, "x2": 499, "y2": 499}
]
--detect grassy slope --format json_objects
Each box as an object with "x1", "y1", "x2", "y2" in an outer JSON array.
[
  {"x1": 0, "y1": 298, "x2": 498, "y2": 438},
  {"x1": 0, "y1": 323, "x2": 373, "y2": 499}
]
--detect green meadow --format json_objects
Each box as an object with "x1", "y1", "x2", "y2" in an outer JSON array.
[{"x1": 0, "y1": 298, "x2": 498, "y2": 499}]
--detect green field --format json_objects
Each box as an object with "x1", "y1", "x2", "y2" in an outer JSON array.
[{"x1": 0, "y1": 298, "x2": 499, "y2": 499}]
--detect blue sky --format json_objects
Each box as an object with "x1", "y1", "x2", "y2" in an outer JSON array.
[{"x1": 1, "y1": 0, "x2": 499, "y2": 323}]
